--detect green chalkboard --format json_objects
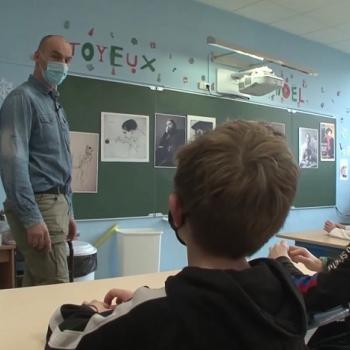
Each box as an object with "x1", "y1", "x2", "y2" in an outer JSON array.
[
  {"x1": 60, "y1": 75, "x2": 335, "y2": 219},
  {"x1": 291, "y1": 111, "x2": 336, "y2": 207}
]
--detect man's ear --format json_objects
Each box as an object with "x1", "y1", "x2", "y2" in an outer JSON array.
[
  {"x1": 33, "y1": 50, "x2": 40, "y2": 63},
  {"x1": 168, "y1": 193, "x2": 184, "y2": 228}
]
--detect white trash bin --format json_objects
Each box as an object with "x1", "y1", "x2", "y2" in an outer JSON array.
[
  {"x1": 117, "y1": 228, "x2": 162, "y2": 276},
  {"x1": 66, "y1": 240, "x2": 97, "y2": 282}
]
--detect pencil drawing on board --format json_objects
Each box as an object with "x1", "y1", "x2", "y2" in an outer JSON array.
[
  {"x1": 70, "y1": 131, "x2": 99, "y2": 193},
  {"x1": 101, "y1": 112, "x2": 149, "y2": 162},
  {"x1": 154, "y1": 113, "x2": 186, "y2": 168}
]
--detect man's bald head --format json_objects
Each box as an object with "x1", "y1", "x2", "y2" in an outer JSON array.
[
  {"x1": 36, "y1": 35, "x2": 72, "y2": 57},
  {"x1": 38, "y1": 35, "x2": 64, "y2": 51}
]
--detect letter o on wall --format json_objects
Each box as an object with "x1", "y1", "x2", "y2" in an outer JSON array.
[{"x1": 82, "y1": 42, "x2": 94, "y2": 61}]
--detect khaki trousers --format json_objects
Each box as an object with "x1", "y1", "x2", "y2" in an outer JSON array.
[{"x1": 5, "y1": 194, "x2": 70, "y2": 286}]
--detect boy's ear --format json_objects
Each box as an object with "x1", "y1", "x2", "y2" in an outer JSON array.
[{"x1": 168, "y1": 193, "x2": 184, "y2": 228}]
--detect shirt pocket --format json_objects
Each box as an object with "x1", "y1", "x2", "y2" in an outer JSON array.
[
  {"x1": 38, "y1": 113, "x2": 56, "y2": 124},
  {"x1": 36, "y1": 113, "x2": 60, "y2": 149}
]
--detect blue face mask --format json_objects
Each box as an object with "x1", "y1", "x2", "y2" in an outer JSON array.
[{"x1": 43, "y1": 61, "x2": 68, "y2": 86}]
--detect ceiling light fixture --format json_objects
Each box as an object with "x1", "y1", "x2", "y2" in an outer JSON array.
[{"x1": 207, "y1": 36, "x2": 317, "y2": 76}]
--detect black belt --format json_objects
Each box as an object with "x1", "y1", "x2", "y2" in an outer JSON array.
[{"x1": 34, "y1": 187, "x2": 66, "y2": 195}]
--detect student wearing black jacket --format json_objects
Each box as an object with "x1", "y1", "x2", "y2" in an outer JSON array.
[
  {"x1": 269, "y1": 240, "x2": 350, "y2": 349},
  {"x1": 46, "y1": 121, "x2": 307, "y2": 350}
]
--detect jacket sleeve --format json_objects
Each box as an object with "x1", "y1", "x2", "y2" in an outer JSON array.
[
  {"x1": 299, "y1": 244, "x2": 350, "y2": 313},
  {"x1": 45, "y1": 304, "x2": 115, "y2": 350},
  {"x1": 328, "y1": 227, "x2": 350, "y2": 240},
  {"x1": 275, "y1": 256, "x2": 305, "y2": 277},
  {"x1": 45, "y1": 286, "x2": 166, "y2": 350},
  {"x1": 277, "y1": 249, "x2": 350, "y2": 313},
  {"x1": 276, "y1": 256, "x2": 319, "y2": 297},
  {"x1": 0, "y1": 92, "x2": 43, "y2": 227},
  {"x1": 303, "y1": 263, "x2": 350, "y2": 311}
]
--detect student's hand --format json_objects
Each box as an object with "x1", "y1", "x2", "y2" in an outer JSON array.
[
  {"x1": 324, "y1": 220, "x2": 336, "y2": 233},
  {"x1": 336, "y1": 223, "x2": 346, "y2": 229},
  {"x1": 83, "y1": 300, "x2": 112, "y2": 313},
  {"x1": 26, "y1": 223, "x2": 52, "y2": 251},
  {"x1": 288, "y1": 246, "x2": 323, "y2": 272},
  {"x1": 268, "y1": 240, "x2": 289, "y2": 259},
  {"x1": 104, "y1": 288, "x2": 134, "y2": 307},
  {"x1": 67, "y1": 217, "x2": 77, "y2": 241}
]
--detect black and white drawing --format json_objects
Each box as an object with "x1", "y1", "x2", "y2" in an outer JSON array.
[
  {"x1": 101, "y1": 112, "x2": 149, "y2": 162},
  {"x1": 299, "y1": 127, "x2": 318, "y2": 169},
  {"x1": 70, "y1": 132, "x2": 99, "y2": 193},
  {"x1": 187, "y1": 115, "x2": 216, "y2": 142},
  {"x1": 154, "y1": 113, "x2": 186, "y2": 167}
]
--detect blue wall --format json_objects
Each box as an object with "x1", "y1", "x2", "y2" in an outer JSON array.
[{"x1": 1, "y1": 0, "x2": 350, "y2": 278}]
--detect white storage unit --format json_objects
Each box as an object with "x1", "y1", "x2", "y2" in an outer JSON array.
[{"x1": 117, "y1": 228, "x2": 162, "y2": 276}]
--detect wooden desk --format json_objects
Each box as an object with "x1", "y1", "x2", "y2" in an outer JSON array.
[
  {"x1": 0, "y1": 244, "x2": 15, "y2": 289},
  {"x1": 277, "y1": 230, "x2": 348, "y2": 249},
  {"x1": 277, "y1": 230, "x2": 348, "y2": 258},
  {"x1": 0, "y1": 270, "x2": 178, "y2": 350}
]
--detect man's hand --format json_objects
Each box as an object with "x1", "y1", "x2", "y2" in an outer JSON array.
[
  {"x1": 104, "y1": 288, "x2": 134, "y2": 307},
  {"x1": 268, "y1": 240, "x2": 289, "y2": 259},
  {"x1": 26, "y1": 223, "x2": 51, "y2": 251},
  {"x1": 288, "y1": 246, "x2": 323, "y2": 272},
  {"x1": 67, "y1": 217, "x2": 77, "y2": 241}
]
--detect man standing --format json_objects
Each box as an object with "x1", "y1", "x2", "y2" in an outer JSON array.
[
  {"x1": 0, "y1": 35, "x2": 77, "y2": 286},
  {"x1": 156, "y1": 119, "x2": 184, "y2": 167}
]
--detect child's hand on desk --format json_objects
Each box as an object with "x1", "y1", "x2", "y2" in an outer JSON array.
[
  {"x1": 324, "y1": 220, "x2": 336, "y2": 233},
  {"x1": 83, "y1": 300, "x2": 112, "y2": 313},
  {"x1": 323, "y1": 220, "x2": 346, "y2": 233},
  {"x1": 82, "y1": 289, "x2": 134, "y2": 313},
  {"x1": 104, "y1": 288, "x2": 134, "y2": 307},
  {"x1": 288, "y1": 246, "x2": 323, "y2": 272}
]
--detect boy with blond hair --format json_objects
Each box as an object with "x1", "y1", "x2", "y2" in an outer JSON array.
[{"x1": 46, "y1": 120, "x2": 307, "y2": 350}]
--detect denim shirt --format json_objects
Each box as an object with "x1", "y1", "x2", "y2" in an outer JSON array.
[{"x1": 0, "y1": 75, "x2": 73, "y2": 228}]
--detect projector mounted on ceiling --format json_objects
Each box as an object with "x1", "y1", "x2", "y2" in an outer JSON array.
[{"x1": 216, "y1": 66, "x2": 284, "y2": 97}]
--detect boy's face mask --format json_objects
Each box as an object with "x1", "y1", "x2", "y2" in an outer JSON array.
[{"x1": 168, "y1": 211, "x2": 186, "y2": 246}]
